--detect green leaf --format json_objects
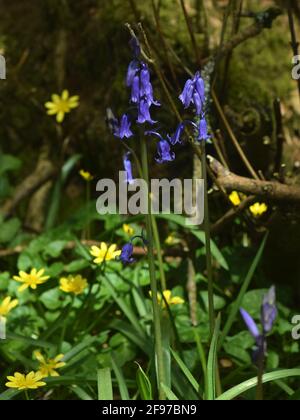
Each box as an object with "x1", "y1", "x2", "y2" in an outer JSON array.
[
  {"x1": 157, "y1": 214, "x2": 229, "y2": 270},
  {"x1": 0, "y1": 153, "x2": 21, "y2": 175},
  {"x1": 63, "y1": 336, "x2": 98, "y2": 362},
  {"x1": 206, "y1": 315, "x2": 221, "y2": 400},
  {"x1": 103, "y1": 276, "x2": 146, "y2": 339},
  {"x1": 71, "y1": 385, "x2": 93, "y2": 400},
  {"x1": 43, "y1": 240, "x2": 67, "y2": 258},
  {"x1": 45, "y1": 154, "x2": 81, "y2": 229},
  {"x1": 161, "y1": 316, "x2": 171, "y2": 388},
  {"x1": 5, "y1": 332, "x2": 56, "y2": 350},
  {"x1": 217, "y1": 369, "x2": 300, "y2": 400},
  {"x1": 170, "y1": 348, "x2": 200, "y2": 394},
  {"x1": 65, "y1": 259, "x2": 90, "y2": 273},
  {"x1": 219, "y1": 234, "x2": 268, "y2": 348},
  {"x1": 40, "y1": 288, "x2": 62, "y2": 310},
  {"x1": 136, "y1": 362, "x2": 153, "y2": 400},
  {"x1": 160, "y1": 383, "x2": 179, "y2": 400},
  {"x1": 110, "y1": 320, "x2": 152, "y2": 354},
  {"x1": 0, "y1": 389, "x2": 21, "y2": 401},
  {"x1": 97, "y1": 368, "x2": 113, "y2": 400},
  {"x1": 111, "y1": 353, "x2": 130, "y2": 400},
  {"x1": 0, "y1": 218, "x2": 21, "y2": 243}
]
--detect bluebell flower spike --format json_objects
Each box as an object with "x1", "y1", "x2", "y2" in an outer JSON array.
[{"x1": 179, "y1": 72, "x2": 205, "y2": 116}]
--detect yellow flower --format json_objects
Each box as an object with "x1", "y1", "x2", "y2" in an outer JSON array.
[
  {"x1": 13, "y1": 268, "x2": 50, "y2": 292},
  {"x1": 59, "y1": 274, "x2": 88, "y2": 295},
  {"x1": 249, "y1": 202, "x2": 268, "y2": 217},
  {"x1": 34, "y1": 350, "x2": 66, "y2": 378},
  {"x1": 0, "y1": 296, "x2": 18, "y2": 317},
  {"x1": 90, "y1": 243, "x2": 121, "y2": 264},
  {"x1": 6, "y1": 371, "x2": 46, "y2": 390},
  {"x1": 229, "y1": 191, "x2": 242, "y2": 207},
  {"x1": 150, "y1": 290, "x2": 185, "y2": 308},
  {"x1": 79, "y1": 169, "x2": 94, "y2": 182},
  {"x1": 45, "y1": 90, "x2": 79, "y2": 123},
  {"x1": 165, "y1": 234, "x2": 176, "y2": 246},
  {"x1": 123, "y1": 224, "x2": 134, "y2": 236}
]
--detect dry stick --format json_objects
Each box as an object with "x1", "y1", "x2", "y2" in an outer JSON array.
[
  {"x1": 0, "y1": 164, "x2": 57, "y2": 218},
  {"x1": 209, "y1": 155, "x2": 300, "y2": 203},
  {"x1": 179, "y1": 0, "x2": 202, "y2": 68},
  {"x1": 287, "y1": 0, "x2": 300, "y2": 103},
  {"x1": 212, "y1": 135, "x2": 229, "y2": 170},
  {"x1": 212, "y1": 89, "x2": 260, "y2": 180},
  {"x1": 203, "y1": 17, "x2": 276, "y2": 65}
]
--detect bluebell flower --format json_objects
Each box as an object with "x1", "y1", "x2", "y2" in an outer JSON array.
[
  {"x1": 114, "y1": 114, "x2": 133, "y2": 139},
  {"x1": 126, "y1": 60, "x2": 140, "y2": 88},
  {"x1": 123, "y1": 152, "x2": 134, "y2": 185},
  {"x1": 197, "y1": 116, "x2": 211, "y2": 142},
  {"x1": 146, "y1": 131, "x2": 175, "y2": 164},
  {"x1": 137, "y1": 98, "x2": 156, "y2": 125},
  {"x1": 119, "y1": 242, "x2": 135, "y2": 266},
  {"x1": 170, "y1": 122, "x2": 185, "y2": 145},
  {"x1": 156, "y1": 139, "x2": 175, "y2": 164},
  {"x1": 170, "y1": 118, "x2": 210, "y2": 144},
  {"x1": 126, "y1": 38, "x2": 160, "y2": 125},
  {"x1": 179, "y1": 71, "x2": 205, "y2": 116},
  {"x1": 240, "y1": 286, "x2": 277, "y2": 363},
  {"x1": 261, "y1": 286, "x2": 277, "y2": 334}
]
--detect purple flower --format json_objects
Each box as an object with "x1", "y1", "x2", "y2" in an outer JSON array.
[
  {"x1": 126, "y1": 59, "x2": 140, "y2": 88},
  {"x1": 125, "y1": 41, "x2": 159, "y2": 125},
  {"x1": 156, "y1": 140, "x2": 175, "y2": 164},
  {"x1": 240, "y1": 286, "x2": 277, "y2": 363},
  {"x1": 137, "y1": 98, "x2": 156, "y2": 125},
  {"x1": 179, "y1": 71, "x2": 205, "y2": 116},
  {"x1": 197, "y1": 116, "x2": 211, "y2": 141},
  {"x1": 114, "y1": 114, "x2": 133, "y2": 139},
  {"x1": 240, "y1": 308, "x2": 260, "y2": 340},
  {"x1": 140, "y1": 65, "x2": 151, "y2": 97},
  {"x1": 179, "y1": 79, "x2": 194, "y2": 108},
  {"x1": 130, "y1": 75, "x2": 140, "y2": 103},
  {"x1": 123, "y1": 152, "x2": 134, "y2": 185},
  {"x1": 261, "y1": 286, "x2": 277, "y2": 334},
  {"x1": 119, "y1": 243, "x2": 135, "y2": 266},
  {"x1": 170, "y1": 123, "x2": 185, "y2": 145},
  {"x1": 146, "y1": 131, "x2": 175, "y2": 164}
]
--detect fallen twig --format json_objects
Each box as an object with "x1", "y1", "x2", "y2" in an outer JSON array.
[{"x1": 209, "y1": 155, "x2": 300, "y2": 203}]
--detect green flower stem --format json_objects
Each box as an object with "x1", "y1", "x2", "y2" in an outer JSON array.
[
  {"x1": 201, "y1": 142, "x2": 215, "y2": 336},
  {"x1": 256, "y1": 351, "x2": 265, "y2": 400},
  {"x1": 122, "y1": 143, "x2": 166, "y2": 291},
  {"x1": 151, "y1": 215, "x2": 167, "y2": 290},
  {"x1": 140, "y1": 134, "x2": 166, "y2": 400},
  {"x1": 86, "y1": 182, "x2": 91, "y2": 240},
  {"x1": 193, "y1": 327, "x2": 208, "y2": 398}
]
